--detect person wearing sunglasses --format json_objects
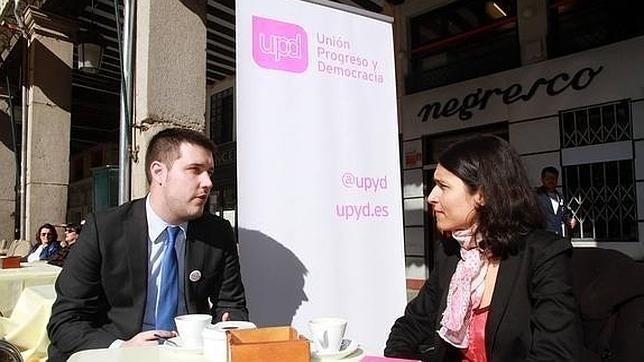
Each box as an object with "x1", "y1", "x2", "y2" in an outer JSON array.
[
  {"x1": 47, "y1": 223, "x2": 82, "y2": 267},
  {"x1": 25, "y1": 223, "x2": 61, "y2": 262}
]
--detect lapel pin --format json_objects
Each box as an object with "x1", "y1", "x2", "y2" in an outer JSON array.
[{"x1": 189, "y1": 270, "x2": 202, "y2": 282}]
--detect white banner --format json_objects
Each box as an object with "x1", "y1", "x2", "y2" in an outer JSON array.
[{"x1": 236, "y1": 0, "x2": 406, "y2": 351}]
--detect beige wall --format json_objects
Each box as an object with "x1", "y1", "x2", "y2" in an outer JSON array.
[{"x1": 131, "y1": 0, "x2": 207, "y2": 199}]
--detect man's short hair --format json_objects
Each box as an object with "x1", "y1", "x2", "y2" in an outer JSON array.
[
  {"x1": 145, "y1": 128, "x2": 217, "y2": 184},
  {"x1": 541, "y1": 166, "x2": 559, "y2": 177}
]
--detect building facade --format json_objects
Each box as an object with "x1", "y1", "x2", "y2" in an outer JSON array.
[{"x1": 398, "y1": 1, "x2": 644, "y2": 281}]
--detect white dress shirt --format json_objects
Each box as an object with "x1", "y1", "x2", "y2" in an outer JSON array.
[
  {"x1": 110, "y1": 196, "x2": 189, "y2": 348},
  {"x1": 142, "y1": 195, "x2": 188, "y2": 331},
  {"x1": 547, "y1": 191, "x2": 561, "y2": 213},
  {"x1": 27, "y1": 244, "x2": 45, "y2": 262}
]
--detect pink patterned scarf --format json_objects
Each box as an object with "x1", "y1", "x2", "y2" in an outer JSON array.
[{"x1": 437, "y1": 228, "x2": 487, "y2": 348}]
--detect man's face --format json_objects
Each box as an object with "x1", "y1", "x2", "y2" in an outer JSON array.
[
  {"x1": 541, "y1": 171, "x2": 559, "y2": 192},
  {"x1": 152, "y1": 143, "x2": 214, "y2": 224}
]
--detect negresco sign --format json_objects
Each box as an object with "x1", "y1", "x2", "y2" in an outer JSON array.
[{"x1": 417, "y1": 66, "x2": 604, "y2": 122}]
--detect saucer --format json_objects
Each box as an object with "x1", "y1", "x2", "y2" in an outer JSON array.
[
  {"x1": 160, "y1": 336, "x2": 202, "y2": 354},
  {"x1": 312, "y1": 339, "x2": 359, "y2": 360}
]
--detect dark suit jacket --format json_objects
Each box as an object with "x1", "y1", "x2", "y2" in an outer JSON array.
[
  {"x1": 535, "y1": 187, "x2": 570, "y2": 236},
  {"x1": 47, "y1": 198, "x2": 248, "y2": 361},
  {"x1": 46, "y1": 243, "x2": 75, "y2": 267},
  {"x1": 385, "y1": 229, "x2": 582, "y2": 362}
]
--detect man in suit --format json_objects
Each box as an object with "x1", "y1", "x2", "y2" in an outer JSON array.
[
  {"x1": 47, "y1": 128, "x2": 248, "y2": 361},
  {"x1": 535, "y1": 166, "x2": 577, "y2": 236}
]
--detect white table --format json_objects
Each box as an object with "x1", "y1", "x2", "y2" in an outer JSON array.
[
  {"x1": 69, "y1": 345, "x2": 208, "y2": 362},
  {"x1": 68, "y1": 344, "x2": 368, "y2": 361},
  {"x1": 0, "y1": 261, "x2": 61, "y2": 316},
  {"x1": 0, "y1": 284, "x2": 57, "y2": 362}
]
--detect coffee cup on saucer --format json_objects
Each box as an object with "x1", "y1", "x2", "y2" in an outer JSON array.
[
  {"x1": 308, "y1": 317, "x2": 347, "y2": 353},
  {"x1": 174, "y1": 314, "x2": 212, "y2": 349}
]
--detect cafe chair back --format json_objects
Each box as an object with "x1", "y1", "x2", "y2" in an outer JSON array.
[
  {"x1": 571, "y1": 247, "x2": 644, "y2": 362},
  {"x1": 0, "y1": 339, "x2": 23, "y2": 362},
  {"x1": 7, "y1": 240, "x2": 30, "y2": 258}
]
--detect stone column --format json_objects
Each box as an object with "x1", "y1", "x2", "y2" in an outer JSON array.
[
  {"x1": 517, "y1": 0, "x2": 549, "y2": 64},
  {"x1": 0, "y1": 98, "x2": 16, "y2": 242},
  {"x1": 23, "y1": 7, "x2": 75, "y2": 238},
  {"x1": 131, "y1": 0, "x2": 207, "y2": 198}
]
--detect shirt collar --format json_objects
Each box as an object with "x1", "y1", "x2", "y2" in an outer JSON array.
[{"x1": 146, "y1": 195, "x2": 188, "y2": 244}]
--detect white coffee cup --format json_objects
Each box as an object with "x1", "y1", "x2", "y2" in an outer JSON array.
[
  {"x1": 202, "y1": 321, "x2": 256, "y2": 362},
  {"x1": 202, "y1": 325, "x2": 227, "y2": 361},
  {"x1": 308, "y1": 317, "x2": 347, "y2": 353},
  {"x1": 174, "y1": 314, "x2": 212, "y2": 349}
]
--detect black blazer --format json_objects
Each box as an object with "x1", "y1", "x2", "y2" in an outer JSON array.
[
  {"x1": 385, "y1": 229, "x2": 582, "y2": 362},
  {"x1": 47, "y1": 198, "x2": 248, "y2": 361},
  {"x1": 535, "y1": 187, "x2": 570, "y2": 235}
]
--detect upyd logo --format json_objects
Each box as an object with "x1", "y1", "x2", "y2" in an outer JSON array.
[{"x1": 252, "y1": 16, "x2": 308, "y2": 73}]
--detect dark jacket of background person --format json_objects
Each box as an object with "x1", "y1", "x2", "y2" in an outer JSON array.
[
  {"x1": 385, "y1": 229, "x2": 582, "y2": 362},
  {"x1": 46, "y1": 198, "x2": 248, "y2": 361},
  {"x1": 535, "y1": 186, "x2": 572, "y2": 236},
  {"x1": 46, "y1": 243, "x2": 76, "y2": 267}
]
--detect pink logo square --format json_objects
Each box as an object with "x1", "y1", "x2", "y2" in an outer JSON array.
[{"x1": 252, "y1": 16, "x2": 308, "y2": 73}]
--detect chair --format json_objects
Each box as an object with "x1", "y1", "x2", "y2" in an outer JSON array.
[
  {"x1": 0, "y1": 340, "x2": 23, "y2": 362},
  {"x1": 6, "y1": 240, "x2": 31, "y2": 258},
  {"x1": 571, "y1": 247, "x2": 644, "y2": 362},
  {"x1": 0, "y1": 239, "x2": 8, "y2": 254}
]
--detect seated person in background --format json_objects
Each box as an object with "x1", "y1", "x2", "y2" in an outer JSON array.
[
  {"x1": 385, "y1": 135, "x2": 582, "y2": 362},
  {"x1": 25, "y1": 223, "x2": 61, "y2": 262},
  {"x1": 47, "y1": 128, "x2": 248, "y2": 362},
  {"x1": 47, "y1": 223, "x2": 81, "y2": 267}
]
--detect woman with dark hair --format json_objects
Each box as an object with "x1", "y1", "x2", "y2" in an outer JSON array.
[
  {"x1": 385, "y1": 135, "x2": 581, "y2": 361},
  {"x1": 25, "y1": 223, "x2": 61, "y2": 262}
]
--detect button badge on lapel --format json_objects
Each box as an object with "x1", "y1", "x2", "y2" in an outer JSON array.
[{"x1": 189, "y1": 270, "x2": 202, "y2": 282}]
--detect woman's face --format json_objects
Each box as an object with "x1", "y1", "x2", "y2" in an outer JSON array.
[
  {"x1": 64, "y1": 228, "x2": 78, "y2": 244},
  {"x1": 39, "y1": 228, "x2": 55, "y2": 244},
  {"x1": 427, "y1": 164, "x2": 483, "y2": 232}
]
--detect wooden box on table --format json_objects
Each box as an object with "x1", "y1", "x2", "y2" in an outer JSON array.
[
  {"x1": 0, "y1": 256, "x2": 21, "y2": 269},
  {"x1": 229, "y1": 326, "x2": 310, "y2": 362}
]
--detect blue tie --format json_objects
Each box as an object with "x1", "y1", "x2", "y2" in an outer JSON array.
[{"x1": 156, "y1": 226, "x2": 180, "y2": 330}]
